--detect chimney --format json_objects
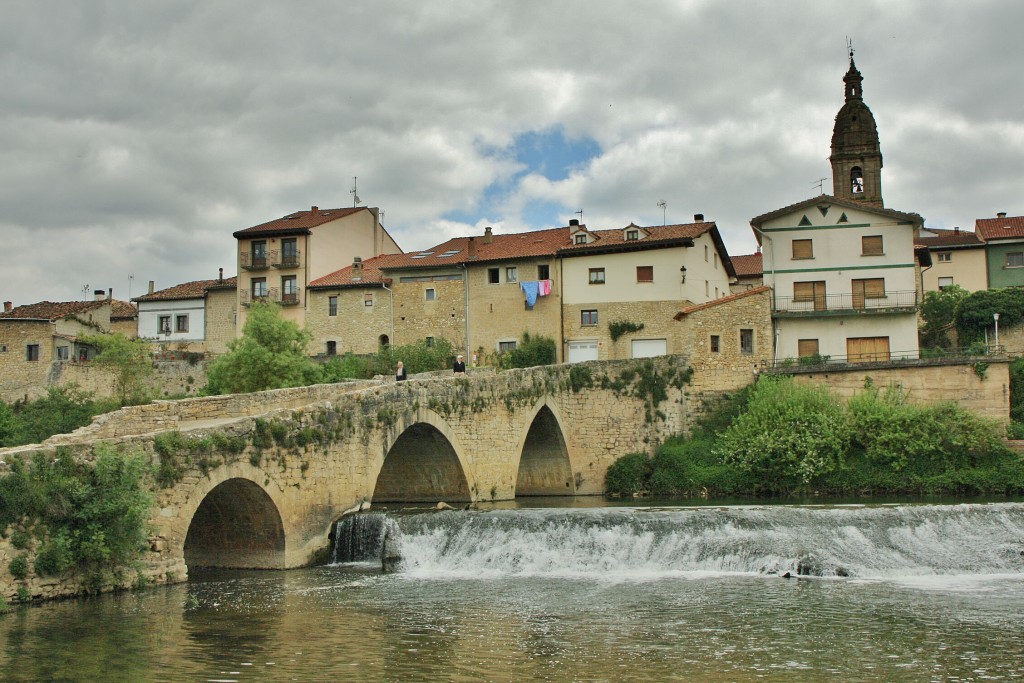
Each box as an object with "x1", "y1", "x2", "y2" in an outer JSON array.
[
  {"x1": 467, "y1": 236, "x2": 477, "y2": 259},
  {"x1": 311, "y1": 205, "x2": 319, "y2": 215},
  {"x1": 569, "y1": 219, "x2": 580, "y2": 227},
  {"x1": 694, "y1": 213, "x2": 704, "y2": 223},
  {"x1": 484, "y1": 226, "x2": 493, "y2": 244},
  {"x1": 997, "y1": 212, "x2": 1007, "y2": 219},
  {"x1": 94, "y1": 289, "x2": 105, "y2": 301},
  {"x1": 3, "y1": 301, "x2": 11, "y2": 313},
  {"x1": 352, "y1": 256, "x2": 363, "y2": 280},
  {"x1": 107, "y1": 288, "x2": 112, "y2": 300},
  {"x1": 218, "y1": 267, "x2": 224, "y2": 282},
  {"x1": 954, "y1": 226, "x2": 960, "y2": 234},
  {"x1": 148, "y1": 280, "x2": 154, "y2": 295}
]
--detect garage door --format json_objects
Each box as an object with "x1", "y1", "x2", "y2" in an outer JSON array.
[
  {"x1": 631, "y1": 338, "x2": 668, "y2": 359},
  {"x1": 568, "y1": 340, "x2": 599, "y2": 363}
]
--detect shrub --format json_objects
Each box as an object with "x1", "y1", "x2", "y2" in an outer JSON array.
[
  {"x1": 498, "y1": 332, "x2": 557, "y2": 369},
  {"x1": 34, "y1": 531, "x2": 75, "y2": 576},
  {"x1": 604, "y1": 452, "x2": 651, "y2": 495},
  {"x1": 8, "y1": 554, "x2": 29, "y2": 581}
]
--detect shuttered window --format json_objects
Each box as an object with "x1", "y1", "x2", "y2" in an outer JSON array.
[
  {"x1": 797, "y1": 339, "x2": 819, "y2": 358},
  {"x1": 636, "y1": 266, "x2": 654, "y2": 282},
  {"x1": 862, "y1": 235, "x2": 884, "y2": 256},
  {"x1": 853, "y1": 278, "x2": 885, "y2": 298},
  {"x1": 792, "y1": 239, "x2": 813, "y2": 259}
]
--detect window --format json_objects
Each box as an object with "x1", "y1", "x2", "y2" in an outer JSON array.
[
  {"x1": 714, "y1": 253, "x2": 719, "y2": 269},
  {"x1": 364, "y1": 292, "x2": 374, "y2": 307},
  {"x1": 488, "y1": 268, "x2": 500, "y2": 284},
  {"x1": 538, "y1": 264, "x2": 550, "y2": 280},
  {"x1": 329, "y1": 296, "x2": 338, "y2": 316},
  {"x1": 425, "y1": 288, "x2": 436, "y2": 301},
  {"x1": 794, "y1": 281, "x2": 827, "y2": 310},
  {"x1": 251, "y1": 240, "x2": 267, "y2": 266},
  {"x1": 252, "y1": 277, "x2": 267, "y2": 298},
  {"x1": 176, "y1": 314, "x2": 188, "y2": 333},
  {"x1": 938, "y1": 276, "x2": 954, "y2": 290},
  {"x1": 575, "y1": 234, "x2": 587, "y2": 244},
  {"x1": 281, "y1": 238, "x2": 298, "y2": 265},
  {"x1": 705, "y1": 280, "x2": 709, "y2": 297},
  {"x1": 505, "y1": 266, "x2": 518, "y2": 283},
  {"x1": 1007, "y1": 252, "x2": 1024, "y2": 268},
  {"x1": 158, "y1": 315, "x2": 171, "y2": 335},
  {"x1": 581, "y1": 309, "x2": 598, "y2": 326},
  {"x1": 852, "y1": 278, "x2": 885, "y2": 299},
  {"x1": 792, "y1": 239, "x2": 813, "y2": 259},
  {"x1": 282, "y1": 276, "x2": 298, "y2": 303},
  {"x1": 26, "y1": 344, "x2": 39, "y2": 361},
  {"x1": 326, "y1": 341, "x2": 337, "y2": 356},
  {"x1": 636, "y1": 266, "x2": 654, "y2": 283},
  {"x1": 589, "y1": 268, "x2": 605, "y2": 284},
  {"x1": 56, "y1": 346, "x2": 69, "y2": 360},
  {"x1": 937, "y1": 252, "x2": 952, "y2": 263},
  {"x1": 740, "y1": 329, "x2": 754, "y2": 355},
  {"x1": 851, "y1": 166, "x2": 864, "y2": 194},
  {"x1": 862, "y1": 235, "x2": 884, "y2": 256},
  {"x1": 704, "y1": 245, "x2": 708, "y2": 261},
  {"x1": 498, "y1": 340, "x2": 517, "y2": 353},
  {"x1": 710, "y1": 335, "x2": 720, "y2": 353},
  {"x1": 626, "y1": 229, "x2": 639, "y2": 241},
  {"x1": 425, "y1": 336, "x2": 434, "y2": 347},
  {"x1": 798, "y1": 339, "x2": 819, "y2": 358}
]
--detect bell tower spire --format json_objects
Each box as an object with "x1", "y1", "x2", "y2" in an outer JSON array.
[{"x1": 830, "y1": 44, "x2": 884, "y2": 207}]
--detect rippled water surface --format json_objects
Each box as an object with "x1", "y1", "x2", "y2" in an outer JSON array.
[{"x1": 3, "y1": 503, "x2": 1023, "y2": 682}]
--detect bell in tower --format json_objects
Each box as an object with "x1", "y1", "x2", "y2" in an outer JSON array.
[{"x1": 829, "y1": 48, "x2": 884, "y2": 207}]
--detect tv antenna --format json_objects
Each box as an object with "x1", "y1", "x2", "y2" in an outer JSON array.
[
  {"x1": 575, "y1": 208, "x2": 584, "y2": 224},
  {"x1": 350, "y1": 176, "x2": 362, "y2": 207},
  {"x1": 813, "y1": 177, "x2": 827, "y2": 193},
  {"x1": 657, "y1": 199, "x2": 667, "y2": 226},
  {"x1": 128, "y1": 274, "x2": 134, "y2": 300},
  {"x1": 82, "y1": 284, "x2": 90, "y2": 301}
]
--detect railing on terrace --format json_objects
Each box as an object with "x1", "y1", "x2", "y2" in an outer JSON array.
[
  {"x1": 772, "y1": 289, "x2": 919, "y2": 316},
  {"x1": 271, "y1": 249, "x2": 302, "y2": 268},
  {"x1": 761, "y1": 345, "x2": 1005, "y2": 373},
  {"x1": 240, "y1": 287, "x2": 301, "y2": 307}
]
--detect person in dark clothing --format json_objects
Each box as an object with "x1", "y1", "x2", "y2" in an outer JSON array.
[
  {"x1": 395, "y1": 361, "x2": 407, "y2": 381},
  {"x1": 453, "y1": 354, "x2": 466, "y2": 374}
]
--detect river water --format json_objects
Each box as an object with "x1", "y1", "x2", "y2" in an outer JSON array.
[{"x1": 3, "y1": 501, "x2": 1024, "y2": 682}]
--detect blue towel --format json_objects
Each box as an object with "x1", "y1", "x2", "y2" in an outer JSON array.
[{"x1": 520, "y1": 280, "x2": 539, "y2": 307}]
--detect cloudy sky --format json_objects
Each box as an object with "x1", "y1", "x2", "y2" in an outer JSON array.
[{"x1": 2, "y1": 0, "x2": 1022, "y2": 306}]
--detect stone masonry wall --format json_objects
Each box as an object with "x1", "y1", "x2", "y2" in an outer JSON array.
[
  {"x1": 306, "y1": 287, "x2": 392, "y2": 356},
  {"x1": 0, "y1": 321, "x2": 55, "y2": 402},
  {"x1": 391, "y1": 279, "x2": 466, "y2": 349},
  {"x1": 563, "y1": 300, "x2": 687, "y2": 361}
]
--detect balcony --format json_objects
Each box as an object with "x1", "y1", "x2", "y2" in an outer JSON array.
[
  {"x1": 271, "y1": 249, "x2": 302, "y2": 269},
  {"x1": 240, "y1": 287, "x2": 301, "y2": 307},
  {"x1": 772, "y1": 290, "x2": 919, "y2": 318},
  {"x1": 240, "y1": 253, "x2": 269, "y2": 271}
]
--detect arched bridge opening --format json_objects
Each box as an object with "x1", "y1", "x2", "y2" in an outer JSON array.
[
  {"x1": 516, "y1": 405, "x2": 574, "y2": 496},
  {"x1": 374, "y1": 423, "x2": 471, "y2": 502},
  {"x1": 184, "y1": 478, "x2": 286, "y2": 570}
]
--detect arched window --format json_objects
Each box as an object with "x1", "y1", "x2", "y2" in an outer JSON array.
[
  {"x1": 850, "y1": 167, "x2": 864, "y2": 194},
  {"x1": 379, "y1": 334, "x2": 390, "y2": 348}
]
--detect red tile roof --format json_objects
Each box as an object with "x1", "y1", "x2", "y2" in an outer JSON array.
[
  {"x1": 133, "y1": 277, "x2": 238, "y2": 302},
  {"x1": 558, "y1": 221, "x2": 715, "y2": 254},
  {"x1": 233, "y1": 206, "x2": 367, "y2": 238},
  {"x1": 111, "y1": 300, "x2": 138, "y2": 320},
  {"x1": 975, "y1": 214, "x2": 1024, "y2": 241},
  {"x1": 915, "y1": 228, "x2": 983, "y2": 248},
  {"x1": 377, "y1": 226, "x2": 571, "y2": 271},
  {"x1": 749, "y1": 194, "x2": 923, "y2": 232},
  {"x1": 731, "y1": 253, "x2": 763, "y2": 277},
  {"x1": 674, "y1": 286, "x2": 771, "y2": 319},
  {"x1": 0, "y1": 300, "x2": 107, "y2": 321},
  {"x1": 309, "y1": 253, "x2": 410, "y2": 288}
]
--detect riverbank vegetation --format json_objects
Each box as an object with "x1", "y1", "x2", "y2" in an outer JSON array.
[
  {"x1": 1, "y1": 445, "x2": 153, "y2": 594},
  {"x1": 0, "y1": 385, "x2": 120, "y2": 448},
  {"x1": 606, "y1": 377, "x2": 1024, "y2": 497}
]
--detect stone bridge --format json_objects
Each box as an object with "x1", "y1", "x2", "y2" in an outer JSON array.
[{"x1": 9, "y1": 357, "x2": 692, "y2": 587}]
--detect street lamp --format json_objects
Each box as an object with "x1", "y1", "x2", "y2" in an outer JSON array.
[{"x1": 994, "y1": 313, "x2": 1000, "y2": 351}]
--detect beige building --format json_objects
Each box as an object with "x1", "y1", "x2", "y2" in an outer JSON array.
[
  {"x1": 133, "y1": 274, "x2": 238, "y2": 355},
  {"x1": 233, "y1": 205, "x2": 401, "y2": 335},
  {"x1": 915, "y1": 227, "x2": 987, "y2": 293},
  {"x1": 729, "y1": 252, "x2": 764, "y2": 294}
]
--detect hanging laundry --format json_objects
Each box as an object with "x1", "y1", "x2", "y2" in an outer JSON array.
[
  {"x1": 538, "y1": 279, "x2": 552, "y2": 296},
  {"x1": 520, "y1": 280, "x2": 540, "y2": 307}
]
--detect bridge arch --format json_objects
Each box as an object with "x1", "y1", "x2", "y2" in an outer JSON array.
[
  {"x1": 515, "y1": 398, "x2": 575, "y2": 496},
  {"x1": 181, "y1": 463, "x2": 287, "y2": 570},
  {"x1": 373, "y1": 410, "x2": 474, "y2": 503}
]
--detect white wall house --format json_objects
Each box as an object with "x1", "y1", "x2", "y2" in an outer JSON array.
[{"x1": 751, "y1": 196, "x2": 923, "y2": 363}]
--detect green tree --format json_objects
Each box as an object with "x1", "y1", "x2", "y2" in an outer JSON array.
[
  {"x1": 498, "y1": 332, "x2": 557, "y2": 369},
  {"x1": 8, "y1": 385, "x2": 99, "y2": 446},
  {"x1": 81, "y1": 333, "x2": 154, "y2": 404},
  {"x1": 955, "y1": 287, "x2": 1024, "y2": 346},
  {"x1": 205, "y1": 302, "x2": 321, "y2": 394},
  {"x1": 919, "y1": 285, "x2": 967, "y2": 350}
]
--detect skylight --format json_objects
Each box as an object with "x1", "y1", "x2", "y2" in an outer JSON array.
[
  {"x1": 411, "y1": 252, "x2": 435, "y2": 259},
  {"x1": 437, "y1": 250, "x2": 461, "y2": 258}
]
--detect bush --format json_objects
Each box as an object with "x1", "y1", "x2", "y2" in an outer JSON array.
[
  {"x1": 716, "y1": 378, "x2": 850, "y2": 486},
  {"x1": 34, "y1": 531, "x2": 74, "y2": 576},
  {"x1": 8, "y1": 554, "x2": 29, "y2": 581},
  {"x1": 604, "y1": 452, "x2": 651, "y2": 495},
  {"x1": 2, "y1": 385, "x2": 113, "y2": 447},
  {"x1": 498, "y1": 332, "x2": 557, "y2": 369}
]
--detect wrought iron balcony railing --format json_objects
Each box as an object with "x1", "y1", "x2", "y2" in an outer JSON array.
[
  {"x1": 271, "y1": 249, "x2": 302, "y2": 268},
  {"x1": 772, "y1": 289, "x2": 919, "y2": 316},
  {"x1": 240, "y1": 253, "x2": 270, "y2": 271},
  {"x1": 240, "y1": 287, "x2": 301, "y2": 306}
]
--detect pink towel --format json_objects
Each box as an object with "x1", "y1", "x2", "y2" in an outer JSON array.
[{"x1": 538, "y1": 279, "x2": 552, "y2": 296}]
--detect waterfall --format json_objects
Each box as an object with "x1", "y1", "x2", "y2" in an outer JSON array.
[
  {"x1": 383, "y1": 503, "x2": 1024, "y2": 580},
  {"x1": 332, "y1": 513, "x2": 398, "y2": 564}
]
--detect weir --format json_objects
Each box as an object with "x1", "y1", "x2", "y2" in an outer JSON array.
[{"x1": 343, "y1": 503, "x2": 1024, "y2": 580}]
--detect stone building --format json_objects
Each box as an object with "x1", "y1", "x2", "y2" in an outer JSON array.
[
  {"x1": 232, "y1": 205, "x2": 402, "y2": 335},
  {"x1": 133, "y1": 274, "x2": 238, "y2": 355}
]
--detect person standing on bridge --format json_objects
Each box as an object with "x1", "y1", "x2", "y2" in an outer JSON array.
[
  {"x1": 395, "y1": 361, "x2": 407, "y2": 382},
  {"x1": 453, "y1": 354, "x2": 466, "y2": 375}
]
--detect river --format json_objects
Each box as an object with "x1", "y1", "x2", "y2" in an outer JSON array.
[{"x1": 3, "y1": 500, "x2": 1023, "y2": 682}]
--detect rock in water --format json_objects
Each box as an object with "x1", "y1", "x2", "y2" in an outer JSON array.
[{"x1": 381, "y1": 529, "x2": 402, "y2": 573}]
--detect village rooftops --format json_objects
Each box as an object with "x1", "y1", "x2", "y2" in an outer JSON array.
[
  {"x1": 232, "y1": 206, "x2": 384, "y2": 239},
  {"x1": 133, "y1": 277, "x2": 239, "y2": 302},
  {"x1": 730, "y1": 253, "x2": 763, "y2": 278},
  {"x1": 0, "y1": 300, "x2": 109, "y2": 322},
  {"x1": 749, "y1": 194, "x2": 924, "y2": 235},
  {"x1": 915, "y1": 228, "x2": 983, "y2": 249},
  {"x1": 974, "y1": 213, "x2": 1024, "y2": 241},
  {"x1": 307, "y1": 253, "x2": 409, "y2": 289}
]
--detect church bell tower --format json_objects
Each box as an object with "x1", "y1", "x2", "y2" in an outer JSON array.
[{"x1": 829, "y1": 50, "x2": 884, "y2": 207}]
